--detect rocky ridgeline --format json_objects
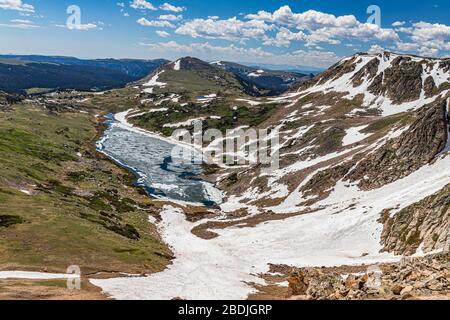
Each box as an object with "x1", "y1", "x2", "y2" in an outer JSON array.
[
  {"x1": 286, "y1": 252, "x2": 449, "y2": 300},
  {"x1": 347, "y1": 98, "x2": 449, "y2": 190},
  {"x1": 309, "y1": 52, "x2": 450, "y2": 104}
]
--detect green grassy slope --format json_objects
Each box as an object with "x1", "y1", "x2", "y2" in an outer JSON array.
[{"x1": 0, "y1": 103, "x2": 170, "y2": 275}]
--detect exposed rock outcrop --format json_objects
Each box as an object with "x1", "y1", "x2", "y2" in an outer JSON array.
[
  {"x1": 380, "y1": 184, "x2": 450, "y2": 256},
  {"x1": 283, "y1": 253, "x2": 450, "y2": 300},
  {"x1": 348, "y1": 99, "x2": 449, "y2": 190},
  {"x1": 351, "y1": 57, "x2": 380, "y2": 87},
  {"x1": 368, "y1": 57, "x2": 423, "y2": 104}
]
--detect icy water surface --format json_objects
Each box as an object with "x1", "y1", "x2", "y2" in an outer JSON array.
[{"x1": 97, "y1": 115, "x2": 222, "y2": 206}]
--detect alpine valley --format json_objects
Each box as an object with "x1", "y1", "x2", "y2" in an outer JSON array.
[{"x1": 0, "y1": 51, "x2": 448, "y2": 300}]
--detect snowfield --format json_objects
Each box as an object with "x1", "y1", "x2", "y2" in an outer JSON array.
[
  {"x1": 91, "y1": 152, "x2": 450, "y2": 300},
  {"x1": 142, "y1": 70, "x2": 167, "y2": 94}
]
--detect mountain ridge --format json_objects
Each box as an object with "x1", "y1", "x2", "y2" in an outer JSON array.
[{"x1": 0, "y1": 55, "x2": 169, "y2": 94}]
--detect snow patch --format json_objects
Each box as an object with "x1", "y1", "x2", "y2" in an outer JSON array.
[
  {"x1": 142, "y1": 70, "x2": 167, "y2": 93},
  {"x1": 342, "y1": 125, "x2": 371, "y2": 146},
  {"x1": 173, "y1": 60, "x2": 181, "y2": 71}
]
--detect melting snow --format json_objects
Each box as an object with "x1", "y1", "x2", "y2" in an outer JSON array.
[
  {"x1": 173, "y1": 60, "x2": 181, "y2": 71},
  {"x1": 163, "y1": 118, "x2": 206, "y2": 128},
  {"x1": 248, "y1": 70, "x2": 265, "y2": 78},
  {"x1": 342, "y1": 125, "x2": 371, "y2": 146},
  {"x1": 142, "y1": 70, "x2": 167, "y2": 93}
]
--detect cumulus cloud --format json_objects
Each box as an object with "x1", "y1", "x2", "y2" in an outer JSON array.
[
  {"x1": 0, "y1": 0, "x2": 34, "y2": 12},
  {"x1": 367, "y1": 44, "x2": 385, "y2": 54},
  {"x1": 139, "y1": 40, "x2": 341, "y2": 68},
  {"x1": 175, "y1": 5, "x2": 399, "y2": 47},
  {"x1": 409, "y1": 22, "x2": 450, "y2": 43},
  {"x1": 160, "y1": 2, "x2": 185, "y2": 13},
  {"x1": 130, "y1": 0, "x2": 156, "y2": 10},
  {"x1": 159, "y1": 14, "x2": 182, "y2": 21},
  {"x1": 262, "y1": 27, "x2": 306, "y2": 47},
  {"x1": 156, "y1": 30, "x2": 170, "y2": 38},
  {"x1": 394, "y1": 21, "x2": 450, "y2": 57},
  {"x1": 175, "y1": 17, "x2": 273, "y2": 42},
  {"x1": 137, "y1": 17, "x2": 175, "y2": 28}
]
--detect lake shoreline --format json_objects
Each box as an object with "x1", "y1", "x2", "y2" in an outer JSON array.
[{"x1": 96, "y1": 111, "x2": 224, "y2": 207}]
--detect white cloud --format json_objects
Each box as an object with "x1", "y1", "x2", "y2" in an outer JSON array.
[
  {"x1": 137, "y1": 17, "x2": 175, "y2": 28},
  {"x1": 367, "y1": 44, "x2": 385, "y2": 54},
  {"x1": 249, "y1": 6, "x2": 399, "y2": 46},
  {"x1": 139, "y1": 40, "x2": 341, "y2": 68},
  {"x1": 393, "y1": 21, "x2": 450, "y2": 57},
  {"x1": 156, "y1": 30, "x2": 170, "y2": 38},
  {"x1": 392, "y1": 21, "x2": 406, "y2": 27},
  {"x1": 160, "y1": 2, "x2": 185, "y2": 13},
  {"x1": 0, "y1": 22, "x2": 38, "y2": 28},
  {"x1": 0, "y1": 0, "x2": 34, "y2": 12},
  {"x1": 68, "y1": 23, "x2": 98, "y2": 31},
  {"x1": 11, "y1": 18, "x2": 32, "y2": 23},
  {"x1": 159, "y1": 14, "x2": 182, "y2": 21},
  {"x1": 130, "y1": 0, "x2": 156, "y2": 10},
  {"x1": 409, "y1": 22, "x2": 450, "y2": 43},
  {"x1": 263, "y1": 27, "x2": 306, "y2": 47},
  {"x1": 175, "y1": 17, "x2": 273, "y2": 42},
  {"x1": 175, "y1": 5, "x2": 399, "y2": 47}
]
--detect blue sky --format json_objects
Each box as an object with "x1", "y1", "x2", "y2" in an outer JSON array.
[{"x1": 0, "y1": 0, "x2": 449, "y2": 68}]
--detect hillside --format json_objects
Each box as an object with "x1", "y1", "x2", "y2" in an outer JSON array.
[
  {"x1": 123, "y1": 51, "x2": 450, "y2": 259},
  {"x1": 0, "y1": 92, "x2": 171, "y2": 278},
  {"x1": 136, "y1": 57, "x2": 310, "y2": 98},
  {"x1": 211, "y1": 61, "x2": 313, "y2": 95},
  {"x1": 0, "y1": 56, "x2": 168, "y2": 94},
  {"x1": 136, "y1": 57, "x2": 246, "y2": 96},
  {"x1": 216, "y1": 51, "x2": 450, "y2": 256}
]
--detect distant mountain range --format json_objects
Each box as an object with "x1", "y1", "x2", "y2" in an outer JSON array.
[
  {"x1": 244, "y1": 62, "x2": 324, "y2": 75},
  {"x1": 0, "y1": 55, "x2": 169, "y2": 94},
  {"x1": 0, "y1": 55, "x2": 313, "y2": 96},
  {"x1": 210, "y1": 61, "x2": 313, "y2": 95}
]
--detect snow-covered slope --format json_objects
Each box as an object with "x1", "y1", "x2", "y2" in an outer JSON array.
[
  {"x1": 299, "y1": 52, "x2": 450, "y2": 116},
  {"x1": 218, "y1": 51, "x2": 450, "y2": 255}
]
